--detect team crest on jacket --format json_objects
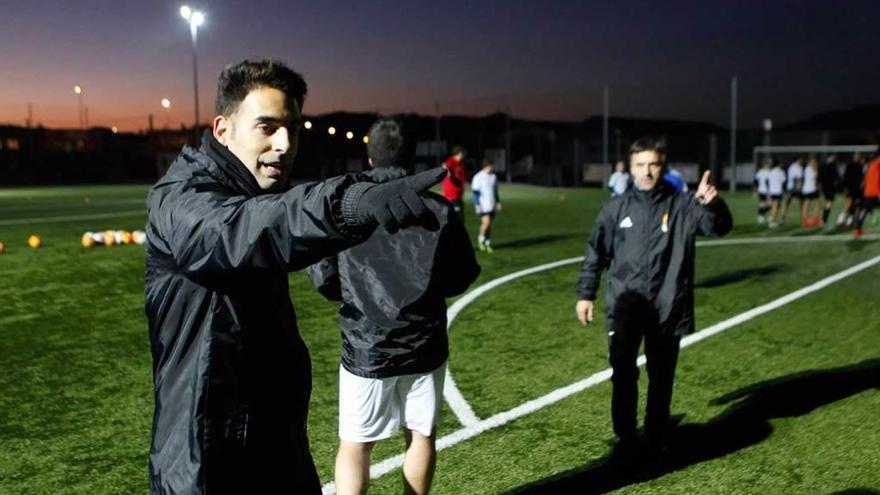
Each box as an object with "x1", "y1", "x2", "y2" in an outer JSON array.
[{"x1": 619, "y1": 216, "x2": 633, "y2": 228}]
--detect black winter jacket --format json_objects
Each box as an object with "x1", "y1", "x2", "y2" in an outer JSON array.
[
  {"x1": 577, "y1": 183, "x2": 733, "y2": 335},
  {"x1": 145, "y1": 133, "x2": 370, "y2": 494},
  {"x1": 307, "y1": 167, "x2": 480, "y2": 378}
]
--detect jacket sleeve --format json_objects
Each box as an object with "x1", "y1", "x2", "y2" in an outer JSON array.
[
  {"x1": 435, "y1": 208, "x2": 481, "y2": 297},
  {"x1": 305, "y1": 256, "x2": 343, "y2": 302},
  {"x1": 150, "y1": 174, "x2": 369, "y2": 282},
  {"x1": 577, "y1": 205, "x2": 612, "y2": 301},
  {"x1": 689, "y1": 196, "x2": 733, "y2": 237}
]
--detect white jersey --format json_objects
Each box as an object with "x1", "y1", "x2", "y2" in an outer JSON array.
[
  {"x1": 471, "y1": 170, "x2": 499, "y2": 212},
  {"x1": 786, "y1": 162, "x2": 803, "y2": 191},
  {"x1": 802, "y1": 166, "x2": 818, "y2": 194},
  {"x1": 755, "y1": 168, "x2": 771, "y2": 194},
  {"x1": 607, "y1": 171, "x2": 630, "y2": 196},
  {"x1": 768, "y1": 167, "x2": 786, "y2": 195}
]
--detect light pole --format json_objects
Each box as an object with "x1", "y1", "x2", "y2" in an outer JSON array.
[
  {"x1": 73, "y1": 85, "x2": 84, "y2": 129},
  {"x1": 161, "y1": 98, "x2": 172, "y2": 129},
  {"x1": 180, "y1": 6, "x2": 204, "y2": 140}
]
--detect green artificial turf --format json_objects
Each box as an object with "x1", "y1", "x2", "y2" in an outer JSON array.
[{"x1": 0, "y1": 182, "x2": 877, "y2": 494}]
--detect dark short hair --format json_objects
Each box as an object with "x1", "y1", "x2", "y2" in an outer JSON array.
[
  {"x1": 452, "y1": 145, "x2": 466, "y2": 156},
  {"x1": 482, "y1": 157, "x2": 495, "y2": 167},
  {"x1": 367, "y1": 119, "x2": 404, "y2": 168},
  {"x1": 214, "y1": 59, "x2": 307, "y2": 116},
  {"x1": 629, "y1": 136, "x2": 667, "y2": 162}
]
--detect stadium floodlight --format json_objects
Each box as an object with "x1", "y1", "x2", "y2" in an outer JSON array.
[
  {"x1": 73, "y1": 85, "x2": 84, "y2": 129},
  {"x1": 762, "y1": 118, "x2": 773, "y2": 132},
  {"x1": 362, "y1": 136, "x2": 369, "y2": 144},
  {"x1": 180, "y1": 6, "x2": 205, "y2": 138},
  {"x1": 304, "y1": 120, "x2": 312, "y2": 129},
  {"x1": 161, "y1": 98, "x2": 171, "y2": 109},
  {"x1": 111, "y1": 126, "x2": 118, "y2": 134},
  {"x1": 328, "y1": 126, "x2": 336, "y2": 135},
  {"x1": 345, "y1": 131, "x2": 354, "y2": 140}
]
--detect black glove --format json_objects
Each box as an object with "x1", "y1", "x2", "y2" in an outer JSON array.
[{"x1": 342, "y1": 168, "x2": 447, "y2": 233}]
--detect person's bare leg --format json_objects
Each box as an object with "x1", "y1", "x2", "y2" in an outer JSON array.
[
  {"x1": 402, "y1": 429, "x2": 436, "y2": 495},
  {"x1": 336, "y1": 440, "x2": 375, "y2": 495},
  {"x1": 479, "y1": 215, "x2": 490, "y2": 239},
  {"x1": 484, "y1": 216, "x2": 494, "y2": 240},
  {"x1": 769, "y1": 199, "x2": 780, "y2": 225},
  {"x1": 801, "y1": 199, "x2": 810, "y2": 224}
]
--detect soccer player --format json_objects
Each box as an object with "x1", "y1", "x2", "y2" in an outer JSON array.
[
  {"x1": 307, "y1": 119, "x2": 480, "y2": 495},
  {"x1": 145, "y1": 59, "x2": 447, "y2": 494},
  {"x1": 839, "y1": 152, "x2": 866, "y2": 227},
  {"x1": 471, "y1": 157, "x2": 501, "y2": 252},
  {"x1": 767, "y1": 159, "x2": 787, "y2": 227},
  {"x1": 608, "y1": 160, "x2": 630, "y2": 197},
  {"x1": 780, "y1": 156, "x2": 804, "y2": 225},
  {"x1": 754, "y1": 158, "x2": 772, "y2": 225},
  {"x1": 576, "y1": 137, "x2": 732, "y2": 460},
  {"x1": 442, "y1": 145, "x2": 468, "y2": 221},
  {"x1": 818, "y1": 153, "x2": 841, "y2": 226},
  {"x1": 801, "y1": 157, "x2": 821, "y2": 227},
  {"x1": 853, "y1": 152, "x2": 880, "y2": 238}
]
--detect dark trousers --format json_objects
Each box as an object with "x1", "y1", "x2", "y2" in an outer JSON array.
[{"x1": 608, "y1": 325, "x2": 681, "y2": 443}]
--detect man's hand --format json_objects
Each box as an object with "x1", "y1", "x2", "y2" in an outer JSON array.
[
  {"x1": 349, "y1": 168, "x2": 447, "y2": 233},
  {"x1": 576, "y1": 300, "x2": 594, "y2": 326},
  {"x1": 475, "y1": 206, "x2": 482, "y2": 214},
  {"x1": 695, "y1": 170, "x2": 718, "y2": 205},
  {"x1": 496, "y1": 203, "x2": 502, "y2": 212}
]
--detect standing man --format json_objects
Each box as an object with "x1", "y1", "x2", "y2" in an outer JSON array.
[
  {"x1": 818, "y1": 153, "x2": 841, "y2": 226},
  {"x1": 767, "y1": 159, "x2": 787, "y2": 228},
  {"x1": 754, "y1": 158, "x2": 772, "y2": 225},
  {"x1": 575, "y1": 137, "x2": 732, "y2": 460},
  {"x1": 854, "y1": 151, "x2": 880, "y2": 238},
  {"x1": 780, "y1": 156, "x2": 804, "y2": 225},
  {"x1": 443, "y1": 145, "x2": 468, "y2": 221},
  {"x1": 471, "y1": 157, "x2": 502, "y2": 252},
  {"x1": 145, "y1": 59, "x2": 447, "y2": 494},
  {"x1": 839, "y1": 152, "x2": 866, "y2": 227},
  {"x1": 607, "y1": 160, "x2": 631, "y2": 197},
  {"x1": 307, "y1": 119, "x2": 480, "y2": 495}
]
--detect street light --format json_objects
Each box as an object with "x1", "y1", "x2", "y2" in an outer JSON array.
[
  {"x1": 328, "y1": 126, "x2": 336, "y2": 135},
  {"x1": 180, "y1": 6, "x2": 204, "y2": 139},
  {"x1": 362, "y1": 136, "x2": 369, "y2": 144},
  {"x1": 303, "y1": 120, "x2": 312, "y2": 130},
  {"x1": 345, "y1": 131, "x2": 354, "y2": 140},
  {"x1": 73, "y1": 85, "x2": 84, "y2": 129}
]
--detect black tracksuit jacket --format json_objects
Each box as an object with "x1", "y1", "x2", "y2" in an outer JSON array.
[
  {"x1": 306, "y1": 167, "x2": 481, "y2": 378},
  {"x1": 577, "y1": 182, "x2": 733, "y2": 335},
  {"x1": 145, "y1": 133, "x2": 372, "y2": 494}
]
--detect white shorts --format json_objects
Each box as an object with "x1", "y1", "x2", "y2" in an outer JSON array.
[{"x1": 338, "y1": 362, "x2": 446, "y2": 443}]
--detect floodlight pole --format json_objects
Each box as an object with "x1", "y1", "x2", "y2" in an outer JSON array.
[
  {"x1": 189, "y1": 22, "x2": 200, "y2": 141},
  {"x1": 729, "y1": 76, "x2": 737, "y2": 192}
]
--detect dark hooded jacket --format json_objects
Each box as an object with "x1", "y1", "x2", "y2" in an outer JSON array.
[
  {"x1": 577, "y1": 181, "x2": 733, "y2": 335},
  {"x1": 306, "y1": 167, "x2": 480, "y2": 378},
  {"x1": 145, "y1": 133, "x2": 370, "y2": 494}
]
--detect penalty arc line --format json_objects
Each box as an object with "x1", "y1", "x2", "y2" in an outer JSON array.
[{"x1": 320, "y1": 236, "x2": 880, "y2": 494}]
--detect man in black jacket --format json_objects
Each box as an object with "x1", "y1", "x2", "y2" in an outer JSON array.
[
  {"x1": 576, "y1": 137, "x2": 733, "y2": 458},
  {"x1": 145, "y1": 60, "x2": 447, "y2": 494},
  {"x1": 307, "y1": 119, "x2": 480, "y2": 495}
]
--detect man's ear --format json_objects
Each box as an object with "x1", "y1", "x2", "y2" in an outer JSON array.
[{"x1": 213, "y1": 115, "x2": 230, "y2": 145}]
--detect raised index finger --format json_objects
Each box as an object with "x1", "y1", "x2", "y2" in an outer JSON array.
[{"x1": 700, "y1": 170, "x2": 711, "y2": 188}]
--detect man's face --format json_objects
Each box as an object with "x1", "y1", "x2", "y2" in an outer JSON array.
[
  {"x1": 213, "y1": 87, "x2": 302, "y2": 190},
  {"x1": 630, "y1": 150, "x2": 664, "y2": 191}
]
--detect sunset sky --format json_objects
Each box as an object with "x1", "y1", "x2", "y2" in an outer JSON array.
[{"x1": 1, "y1": 0, "x2": 877, "y2": 131}]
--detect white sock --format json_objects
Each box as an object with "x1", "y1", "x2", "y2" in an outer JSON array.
[{"x1": 478, "y1": 235, "x2": 485, "y2": 244}]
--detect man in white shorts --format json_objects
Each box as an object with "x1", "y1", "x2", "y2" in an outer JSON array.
[
  {"x1": 471, "y1": 158, "x2": 501, "y2": 252},
  {"x1": 307, "y1": 119, "x2": 480, "y2": 495},
  {"x1": 767, "y1": 159, "x2": 787, "y2": 227},
  {"x1": 780, "y1": 156, "x2": 804, "y2": 224}
]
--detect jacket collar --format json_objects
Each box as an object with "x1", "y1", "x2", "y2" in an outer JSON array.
[
  {"x1": 632, "y1": 180, "x2": 673, "y2": 203},
  {"x1": 201, "y1": 130, "x2": 271, "y2": 198}
]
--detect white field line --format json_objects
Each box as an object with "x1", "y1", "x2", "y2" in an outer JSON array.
[
  {"x1": 0, "y1": 210, "x2": 146, "y2": 226},
  {"x1": 320, "y1": 237, "x2": 880, "y2": 494},
  {"x1": 440, "y1": 233, "x2": 879, "y2": 427}
]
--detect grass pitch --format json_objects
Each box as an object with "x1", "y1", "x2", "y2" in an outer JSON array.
[{"x1": 0, "y1": 182, "x2": 878, "y2": 494}]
